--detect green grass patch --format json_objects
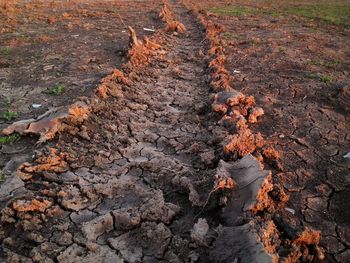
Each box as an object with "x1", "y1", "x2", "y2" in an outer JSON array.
[
  {"x1": 56, "y1": 72, "x2": 63, "y2": 77},
  {"x1": 320, "y1": 90, "x2": 335, "y2": 101},
  {"x1": 208, "y1": 4, "x2": 349, "y2": 27},
  {"x1": 2, "y1": 110, "x2": 18, "y2": 121},
  {"x1": 305, "y1": 72, "x2": 333, "y2": 83},
  {"x1": 0, "y1": 47, "x2": 11, "y2": 55},
  {"x1": 285, "y1": 4, "x2": 350, "y2": 26},
  {"x1": 319, "y1": 59, "x2": 339, "y2": 69},
  {"x1": 305, "y1": 72, "x2": 318, "y2": 79},
  {"x1": 208, "y1": 6, "x2": 259, "y2": 17},
  {"x1": 320, "y1": 74, "x2": 333, "y2": 83},
  {"x1": 0, "y1": 170, "x2": 5, "y2": 182},
  {"x1": 277, "y1": 46, "x2": 286, "y2": 52},
  {"x1": 306, "y1": 59, "x2": 339, "y2": 69},
  {"x1": 43, "y1": 83, "x2": 65, "y2": 95},
  {"x1": 0, "y1": 133, "x2": 20, "y2": 144}
]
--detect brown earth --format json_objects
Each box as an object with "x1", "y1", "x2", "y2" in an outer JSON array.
[
  {"x1": 0, "y1": 0, "x2": 161, "y2": 186},
  {"x1": 182, "y1": 0, "x2": 350, "y2": 262},
  {"x1": 0, "y1": 0, "x2": 161, "y2": 121},
  {"x1": 1, "y1": 1, "x2": 271, "y2": 262},
  {"x1": 0, "y1": 0, "x2": 349, "y2": 262}
]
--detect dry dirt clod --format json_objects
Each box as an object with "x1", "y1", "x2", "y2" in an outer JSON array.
[{"x1": 191, "y1": 218, "x2": 209, "y2": 246}]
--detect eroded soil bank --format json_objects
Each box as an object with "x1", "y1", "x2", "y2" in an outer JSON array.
[
  {"x1": 182, "y1": 0, "x2": 350, "y2": 261},
  {"x1": 220, "y1": 8, "x2": 350, "y2": 263}
]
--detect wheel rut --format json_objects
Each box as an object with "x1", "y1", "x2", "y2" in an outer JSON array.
[{"x1": 0, "y1": 1, "x2": 275, "y2": 263}]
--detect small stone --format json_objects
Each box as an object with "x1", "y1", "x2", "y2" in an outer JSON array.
[
  {"x1": 284, "y1": 207, "x2": 295, "y2": 214},
  {"x1": 344, "y1": 152, "x2": 350, "y2": 159},
  {"x1": 191, "y1": 218, "x2": 209, "y2": 246},
  {"x1": 43, "y1": 64, "x2": 54, "y2": 71}
]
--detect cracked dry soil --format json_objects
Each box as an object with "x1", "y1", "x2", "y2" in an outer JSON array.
[
  {"x1": 197, "y1": 3, "x2": 350, "y2": 262},
  {"x1": 0, "y1": 2, "x2": 268, "y2": 262},
  {"x1": 1, "y1": 0, "x2": 348, "y2": 262},
  {"x1": 0, "y1": 0, "x2": 162, "y2": 189}
]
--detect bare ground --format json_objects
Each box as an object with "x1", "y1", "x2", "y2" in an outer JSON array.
[
  {"x1": 185, "y1": 1, "x2": 350, "y2": 261},
  {"x1": 1, "y1": 1, "x2": 268, "y2": 262},
  {"x1": 0, "y1": 0, "x2": 349, "y2": 262},
  {"x1": 0, "y1": 0, "x2": 161, "y2": 192}
]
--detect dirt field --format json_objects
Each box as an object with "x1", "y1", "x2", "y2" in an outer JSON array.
[
  {"x1": 0, "y1": 0, "x2": 349, "y2": 262},
  {"x1": 0, "y1": 0, "x2": 161, "y2": 191},
  {"x1": 182, "y1": 0, "x2": 350, "y2": 261}
]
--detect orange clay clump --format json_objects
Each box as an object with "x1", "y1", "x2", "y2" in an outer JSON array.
[
  {"x1": 260, "y1": 221, "x2": 280, "y2": 257},
  {"x1": 12, "y1": 199, "x2": 52, "y2": 213},
  {"x1": 96, "y1": 84, "x2": 108, "y2": 99},
  {"x1": 68, "y1": 103, "x2": 90, "y2": 120},
  {"x1": 96, "y1": 68, "x2": 127, "y2": 99},
  {"x1": 224, "y1": 129, "x2": 265, "y2": 157},
  {"x1": 250, "y1": 172, "x2": 274, "y2": 212},
  {"x1": 65, "y1": 102, "x2": 90, "y2": 126},
  {"x1": 214, "y1": 177, "x2": 235, "y2": 191},
  {"x1": 165, "y1": 21, "x2": 186, "y2": 33},
  {"x1": 17, "y1": 148, "x2": 68, "y2": 181},
  {"x1": 127, "y1": 26, "x2": 161, "y2": 68},
  {"x1": 209, "y1": 46, "x2": 223, "y2": 56},
  {"x1": 209, "y1": 55, "x2": 226, "y2": 69},
  {"x1": 248, "y1": 107, "x2": 264, "y2": 123},
  {"x1": 251, "y1": 174, "x2": 289, "y2": 213},
  {"x1": 262, "y1": 146, "x2": 281, "y2": 160},
  {"x1": 294, "y1": 228, "x2": 321, "y2": 246},
  {"x1": 143, "y1": 36, "x2": 161, "y2": 50},
  {"x1": 112, "y1": 69, "x2": 131, "y2": 86},
  {"x1": 159, "y1": 3, "x2": 171, "y2": 21},
  {"x1": 159, "y1": 2, "x2": 186, "y2": 33}
]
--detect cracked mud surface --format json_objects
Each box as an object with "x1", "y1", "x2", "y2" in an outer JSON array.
[
  {"x1": 183, "y1": 1, "x2": 350, "y2": 261},
  {"x1": 1, "y1": 1, "x2": 272, "y2": 262},
  {"x1": 1, "y1": 0, "x2": 349, "y2": 262},
  {"x1": 0, "y1": 0, "x2": 161, "y2": 194}
]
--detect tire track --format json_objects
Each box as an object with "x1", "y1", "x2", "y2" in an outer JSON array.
[{"x1": 1, "y1": 2, "x2": 273, "y2": 263}]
